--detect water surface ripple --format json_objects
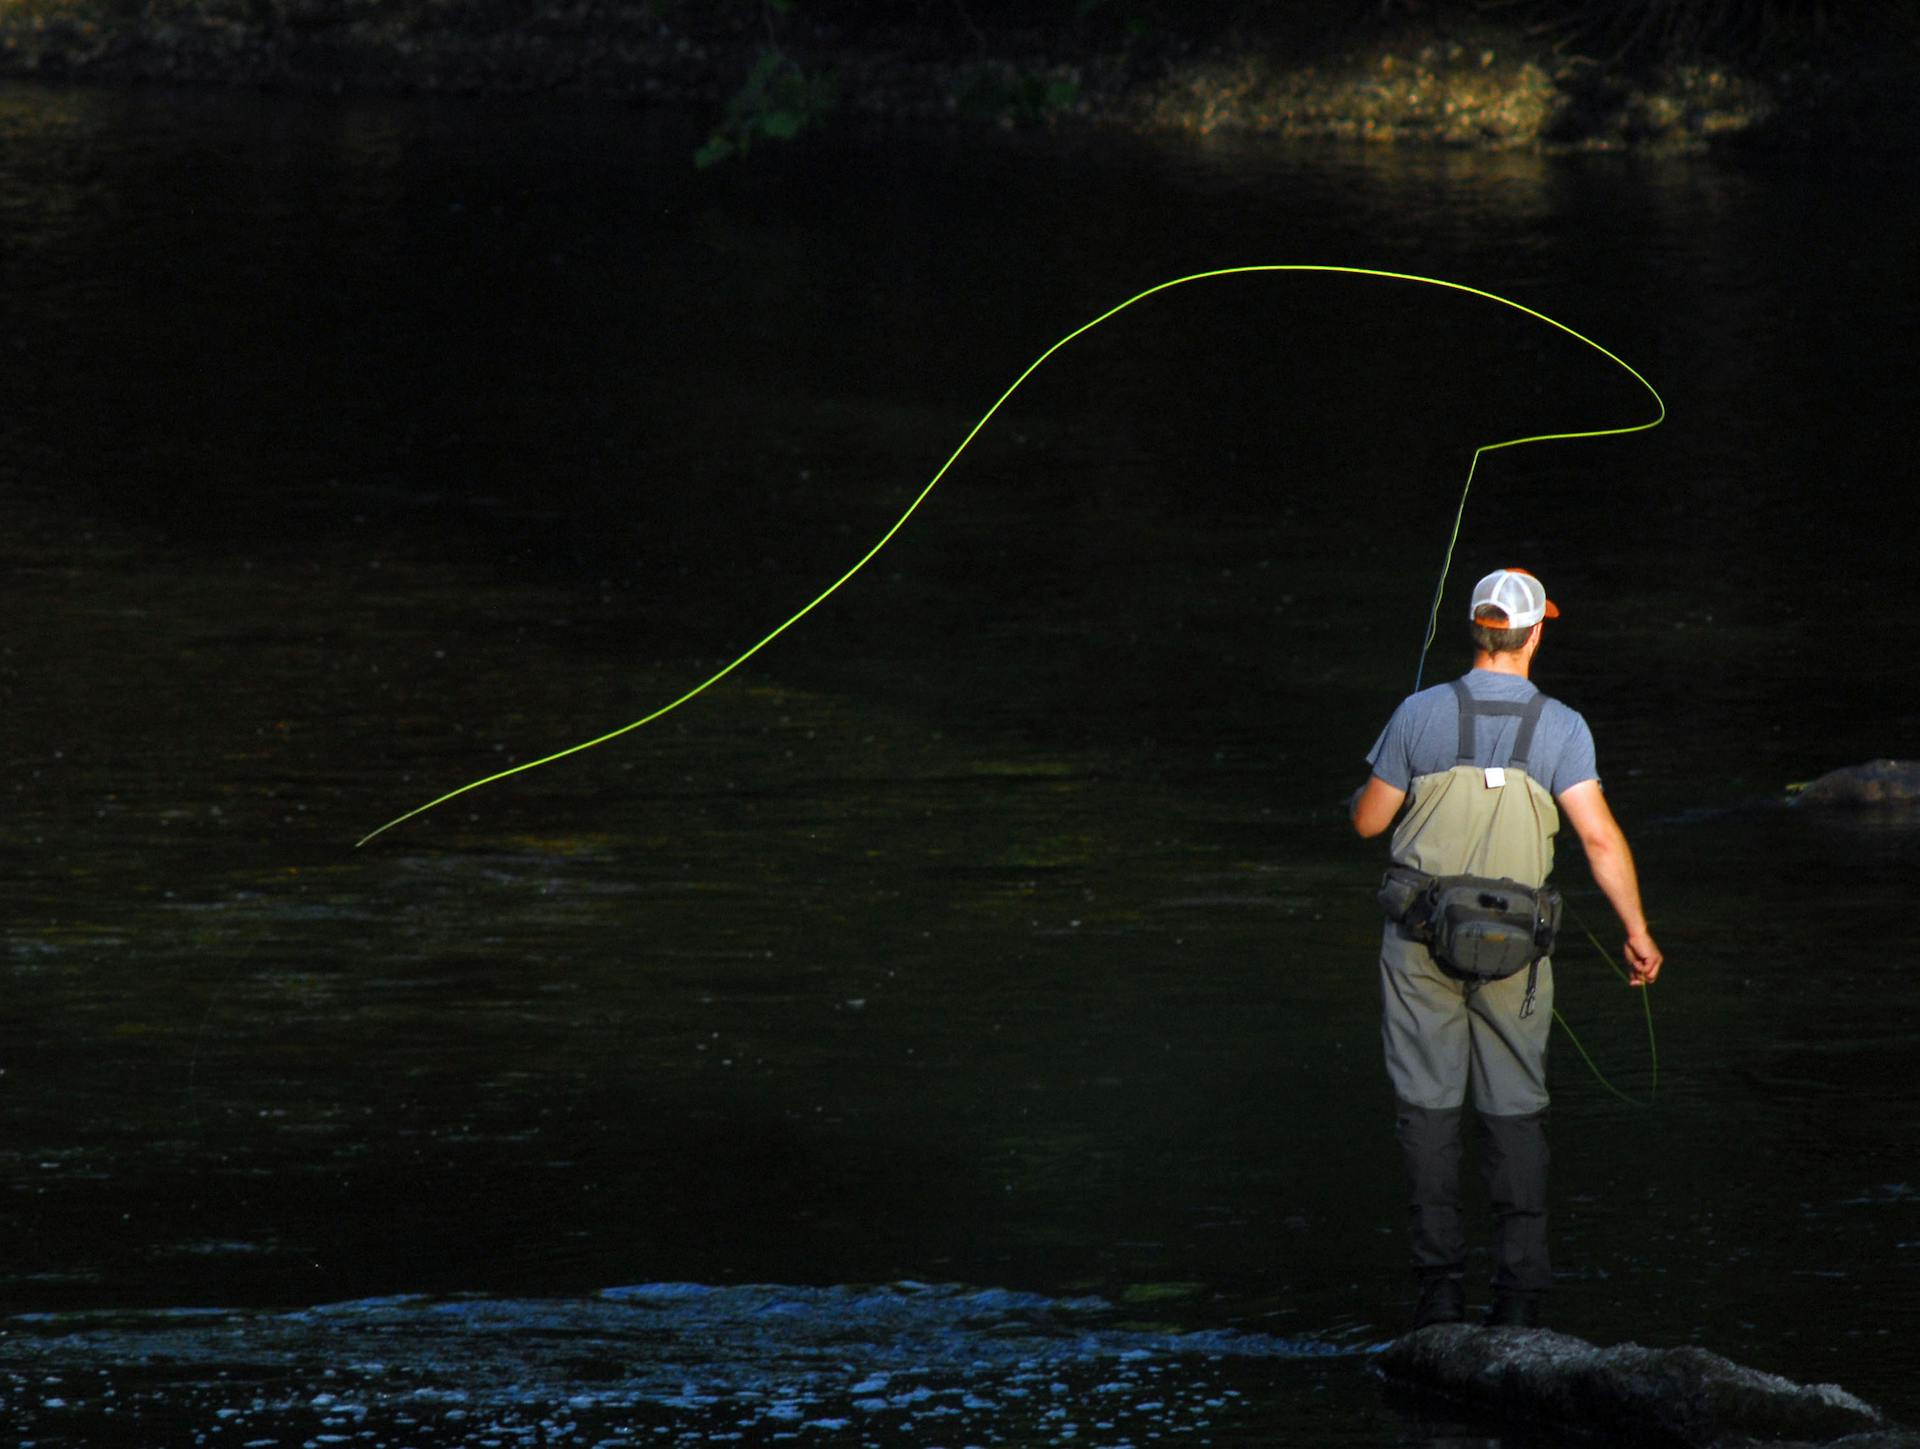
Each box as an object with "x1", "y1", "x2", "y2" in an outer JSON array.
[{"x1": 3, "y1": 77, "x2": 1917, "y2": 1449}]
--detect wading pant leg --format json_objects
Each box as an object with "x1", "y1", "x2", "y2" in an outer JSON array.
[
  {"x1": 1379, "y1": 925, "x2": 1470, "y2": 1111},
  {"x1": 1481, "y1": 1108, "x2": 1551, "y2": 1295},
  {"x1": 1395, "y1": 1100, "x2": 1465, "y2": 1279},
  {"x1": 1463, "y1": 957, "x2": 1553, "y2": 1118},
  {"x1": 1463, "y1": 958, "x2": 1553, "y2": 1297},
  {"x1": 1380, "y1": 925, "x2": 1470, "y2": 1279}
]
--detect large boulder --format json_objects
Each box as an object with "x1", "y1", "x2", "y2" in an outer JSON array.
[
  {"x1": 1790, "y1": 759, "x2": 1920, "y2": 806},
  {"x1": 1374, "y1": 1324, "x2": 1906, "y2": 1447}
]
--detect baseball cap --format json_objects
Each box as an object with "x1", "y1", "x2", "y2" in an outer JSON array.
[{"x1": 1469, "y1": 567, "x2": 1560, "y2": 629}]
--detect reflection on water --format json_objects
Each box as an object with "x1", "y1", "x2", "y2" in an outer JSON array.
[{"x1": 3, "y1": 78, "x2": 1918, "y2": 1446}]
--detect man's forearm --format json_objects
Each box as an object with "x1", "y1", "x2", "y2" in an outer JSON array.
[{"x1": 1584, "y1": 832, "x2": 1650, "y2": 938}]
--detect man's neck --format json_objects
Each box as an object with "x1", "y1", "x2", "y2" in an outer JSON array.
[{"x1": 1472, "y1": 650, "x2": 1533, "y2": 680}]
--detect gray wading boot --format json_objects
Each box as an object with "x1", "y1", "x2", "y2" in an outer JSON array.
[
  {"x1": 1396, "y1": 1101, "x2": 1467, "y2": 1330},
  {"x1": 1486, "y1": 1290, "x2": 1540, "y2": 1327},
  {"x1": 1414, "y1": 1274, "x2": 1466, "y2": 1328}
]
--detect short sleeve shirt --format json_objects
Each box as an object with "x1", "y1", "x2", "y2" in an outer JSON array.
[{"x1": 1365, "y1": 669, "x2": 1599, "y2": 798}]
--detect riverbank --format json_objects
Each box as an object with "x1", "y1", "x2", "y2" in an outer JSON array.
[{"x1": 2, "y1": 2, "x2": 1916, "y2": 156}]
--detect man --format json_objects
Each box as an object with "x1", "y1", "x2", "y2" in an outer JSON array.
[{"x1": 1350, "y1": 567, "x2": 1662, "y2": 1331}]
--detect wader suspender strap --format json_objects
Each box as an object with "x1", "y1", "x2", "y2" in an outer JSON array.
[
  {"x1": 1446, "y1": 679, "x2": 1553, "y2": 1016},
  {"x1": 1449, "y1": 679, "x2": 1550, "y2": 772}
]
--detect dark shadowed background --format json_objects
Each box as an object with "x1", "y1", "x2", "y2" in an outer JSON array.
[{"x1": 2, "y1": 73, "x2": 1916, "y2": 1444}]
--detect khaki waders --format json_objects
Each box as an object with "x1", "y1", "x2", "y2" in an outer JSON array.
[{"x1": 1381, "y1": 683, "x2": 1559, "y2": 1300}]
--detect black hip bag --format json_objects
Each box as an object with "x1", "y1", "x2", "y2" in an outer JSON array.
[{"x1": 1377, "y1": 864, "x2": 1562, "y2": 983}]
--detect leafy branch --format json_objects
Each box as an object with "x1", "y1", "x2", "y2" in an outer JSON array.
[{"x1": 695, "y1": 0, "x2": 839, "y2": 168}]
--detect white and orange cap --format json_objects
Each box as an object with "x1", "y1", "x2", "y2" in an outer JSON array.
[{"x1": 1469, "y1": 567, "x2": 1560, "y2": 629}]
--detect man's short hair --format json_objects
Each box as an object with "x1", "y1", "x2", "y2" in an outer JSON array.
[{"x1": 1470, "y1": 607, "x2": 1534, "y2": 655}]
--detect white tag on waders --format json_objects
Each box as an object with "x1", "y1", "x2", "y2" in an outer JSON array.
[{"x1": 1484, "y1": 767, "x2": 1506, "y2": 789}]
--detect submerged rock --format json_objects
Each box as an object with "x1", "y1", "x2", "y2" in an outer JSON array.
[
  {"x1": 1374, "y1": 1323, "x2": 1906, "y2": 1447},
  {"x1": 1790, "y1": 759, "x2": 1920, "y2": 807}
]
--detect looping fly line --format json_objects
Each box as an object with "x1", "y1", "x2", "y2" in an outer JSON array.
[{"x1": 356, "y1": 265, "x2": 1665, "y2": 848}]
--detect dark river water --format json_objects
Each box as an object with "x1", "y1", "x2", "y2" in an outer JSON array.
[{"x1": 2, "y1": 78, "x2": 1917, "y2": 1445}]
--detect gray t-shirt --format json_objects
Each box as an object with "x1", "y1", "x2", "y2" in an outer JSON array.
[{"x1": 1365, "y1": 669, "x2": 1599, "y2": 798}]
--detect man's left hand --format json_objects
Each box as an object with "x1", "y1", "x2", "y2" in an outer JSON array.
[{"x1": 1624, "y1": 931, "x2": 1663, "y2": 987}]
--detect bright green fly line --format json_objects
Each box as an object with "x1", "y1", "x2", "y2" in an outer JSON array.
[
  {"x1": 356, "y1": 265, "x2": 1665, "y2": 848},
  {"x1": 1553, "y1": 899, "x2": 1660, "y2": 1106}
]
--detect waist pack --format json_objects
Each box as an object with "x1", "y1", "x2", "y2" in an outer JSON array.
[{"x1": 1377, "y1": 864, "x2": 1562, "y2": 982}]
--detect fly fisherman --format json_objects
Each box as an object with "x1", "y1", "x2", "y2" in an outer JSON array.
[{"x1": 1350, "y1": 567, "x2": 1663, "y2": 1330}]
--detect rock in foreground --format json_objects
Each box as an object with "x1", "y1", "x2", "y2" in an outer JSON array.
[{"x1": 1375, "y1": 1324, "x2": 1909, "y2": 1447}]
